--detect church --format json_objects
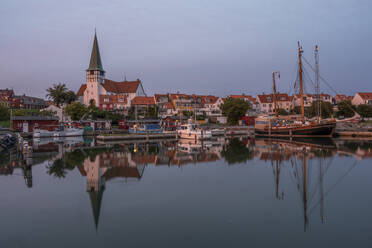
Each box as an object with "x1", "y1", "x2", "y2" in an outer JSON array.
[{"x1": 77, "y1": 32, "x2": 146, "y2": 111}]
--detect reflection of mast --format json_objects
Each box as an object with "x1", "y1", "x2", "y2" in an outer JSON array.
[
  {"x1": 319, "y1": 157, "x2": 325, "y2": 224},
  {"x1": 302, "y1": 148, "x2": 308, "y2": 232}
]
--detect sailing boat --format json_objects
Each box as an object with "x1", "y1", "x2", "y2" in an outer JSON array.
[{"x1": 255, "y1": 42, "x2": 336, "y2": 137}]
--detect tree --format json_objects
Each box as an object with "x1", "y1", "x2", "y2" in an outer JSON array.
[
  {"x1": 0, "y1": 106, "x2": 10, "y2": 121},
  {"x1": 63, "y1": 90, "x2": 77, "y2": 104},
  {"x1": 357, "y1": 104, "x2": 372, "y2": 118},
  {"x1": 65, "y1": 102, "x2": 87, "y2": 121},
  {"x1": 307, "y1": 101, "x2": 333, "y2": 118},
  {"x1": 46, "y1": 83, "x2": 68, "y2": 107},
  {"x1": 220, "y1": 97, "x2": 251, "y2": 125},
  {"x1": 336, "y1": 100, "x2": 356, "y2": 118},
  {"x1": 182, "y1": 110, "x2": 193, "y2": 118}
]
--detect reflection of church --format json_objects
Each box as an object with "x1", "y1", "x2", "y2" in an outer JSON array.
[{"x1": 77, "y1": 151, "x2": 146, "y2": 229}]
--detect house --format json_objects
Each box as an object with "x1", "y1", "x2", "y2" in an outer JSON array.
[
  {"x1": 130, "y1": 96, "x2": 156, "y2": 117},
  {"x1": 334, "y1": 94, "x2": 353, "y2": 104},
  {"x1": 199, "y1": 96, "x2": 224, "y2": 117},
  {"x1": 76, "y1": 32, "x2": 146, "y2": 111},
  {"x1": 169, "y1": 93, "x2": 193, "y2": 113},
  {"x1": 352, "y1": 93, "x2": 372, "y2": 106},
  {"x1": 293, "y1": 94, "x2": 314, "y2": 108},
  {"x1": 42, "y1": 104, "x2": 71, "y2": 122},
  {"x1": 11, "y1": 95, "x2": 48, "y2": 109},
  {"x1": 257, "y1": 93, "x2": 292, "y2": 113},
  {"x1": 11, "y1": 116, "x2": 59, "y2": 132},
  {"x1": 0, "y1": 96, "x2": 10, "y2": 107}
]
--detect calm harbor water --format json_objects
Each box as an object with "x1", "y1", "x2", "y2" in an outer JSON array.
[{"x1": 0, "y1": 137, "x2": 372, "y2": 247}]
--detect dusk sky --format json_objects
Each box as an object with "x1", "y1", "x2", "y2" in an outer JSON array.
[{"x1": 1, "y1": 0, "x2": 371, "y2": 98}]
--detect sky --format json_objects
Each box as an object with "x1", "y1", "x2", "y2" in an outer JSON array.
[{"x1": 0, "y1": 0, "x2": 371, "y2": 98}]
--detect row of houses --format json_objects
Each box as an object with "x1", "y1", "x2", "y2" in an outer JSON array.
[{"x1": 0, "y1": 89, "x2": 48, "y2": 109}]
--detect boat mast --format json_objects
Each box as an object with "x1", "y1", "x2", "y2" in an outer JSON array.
[
  {"x1": 272, "y1": 72, "x2": 278, "y2": 117},
  {"x1": 298, "y1": 42, "x2": 305, "y2": 122},
  {"x1": 314, "y1": 45, "x2": 321, "y2": 122}
]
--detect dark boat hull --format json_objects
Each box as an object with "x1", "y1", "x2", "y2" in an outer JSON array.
[{"x1": 255, "y1": 122, "x2": 336, "y2": 137}]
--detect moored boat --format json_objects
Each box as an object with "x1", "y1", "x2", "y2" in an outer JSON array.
[
  {"x1": 177, "y1": 123, "x2": 212, "y2": 140},
  {"x1": 254, "y1": 42, "x2": 336, "y2": 138}
]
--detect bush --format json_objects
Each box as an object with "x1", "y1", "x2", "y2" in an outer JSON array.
[{"x1": 0, "y1": 106, "x2": 10, "y2": 121}]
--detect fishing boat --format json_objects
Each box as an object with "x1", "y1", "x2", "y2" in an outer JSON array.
[
  {"x1": 255, "y1": 42, "x2": 336, "y2": 137},
  {"x1": 177, "y1": 123, "x2": 212, "y2": 140}
]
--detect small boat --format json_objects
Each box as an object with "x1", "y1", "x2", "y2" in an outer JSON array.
[{"x1": 177, "y1": 123, "x2": 212, "y2": 140}]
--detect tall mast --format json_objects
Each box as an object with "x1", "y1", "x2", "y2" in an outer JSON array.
[
  {"x1": 272, "y1": 71, "x2": 279, "y2": 117},
  {"x1": 314, "y1": 45, "x2": 321, "y2": 122},
  {"x1": 298, "y1": 42, "x2": 305, "y2": 122}
]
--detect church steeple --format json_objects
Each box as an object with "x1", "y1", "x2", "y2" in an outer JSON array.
[{"x1": 87, "y1": 31, "x2": 104, "y2": 72}]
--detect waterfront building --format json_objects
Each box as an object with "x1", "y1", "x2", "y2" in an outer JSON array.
[
  {"x1": 76, "y1": 32, "x2": 146, "y2": 110},
  {"x1": 352, "y1": 92, "x2": 372, "y2": 106},
  {"x1": 333, "y1": 94, "x2": 353, "y2": 104},
  {"x1": 257, "y1": 93, "x2": 292, "y2": 113}
]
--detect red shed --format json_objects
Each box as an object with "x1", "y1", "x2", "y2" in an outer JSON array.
[{"x1": 11, "y1": 116, "x2": 59, "y2": 132}]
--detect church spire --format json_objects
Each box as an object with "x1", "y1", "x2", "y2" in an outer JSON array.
[{"x1": 87, "y1": 31, "x2": 104, "y2": 72}]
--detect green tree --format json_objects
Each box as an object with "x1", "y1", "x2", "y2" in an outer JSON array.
[
  {"x1": 0, "y1": 106, "x2": 10, "y2": 121},
  {"x1": 221, "y1": 98, "x2": 251, "y2": 125},
  {"x1": 63, "y1": 90, "x2": 77, "y2": 104},
  {"x1": 65, "y1": 102, "x2": 87, "y2": 121},
  {"x1": 182, "y1": 110, "x2": 193, "y2": 118},
  {"x1": 46, "y1": 83, "x2": 68, "y2": 107},
  {"x1": 336, "y1": 100, "x2": 356, "y2": 118},
  {"x1": 307, "y1": 101, "x2": 334, "y2": 118},
  {"x1": 357, "y1": 104, "x2": 372, "y2": 118}
]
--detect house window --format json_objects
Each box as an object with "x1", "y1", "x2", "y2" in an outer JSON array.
[
  {"x1": 90, "y1": 71, "x2": 94, "y2": 75},
  {"x1": 104, "y1": 98, "x2": 109, "y2": 103}
]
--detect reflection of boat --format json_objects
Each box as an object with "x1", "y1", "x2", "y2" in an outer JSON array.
[
  {"x1": 255, "y1": 42, "x2": 336, "y2": 137},
  {"x1": 177, "y1": 123, "x2": 212, "y2": 140}
]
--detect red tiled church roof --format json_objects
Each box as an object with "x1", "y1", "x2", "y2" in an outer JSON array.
[
  {"x1": 102, "y1": 79, "x2": 141, "y2": 94},
  {"x1": 77, "y1": 84, "x2": 87, "y2": 96}
]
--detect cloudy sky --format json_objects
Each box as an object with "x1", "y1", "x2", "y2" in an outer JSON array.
[{"x1": 0, "y1": 0, "x2": 371, "y2": 98}]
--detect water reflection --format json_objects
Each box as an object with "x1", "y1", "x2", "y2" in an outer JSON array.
[{"x1": 0, "y1": 136, "x2": 372, "y2": 233}]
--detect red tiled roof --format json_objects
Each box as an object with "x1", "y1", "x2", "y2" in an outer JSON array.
[
  {"x1": 163, "y1": 102, "x2": 174, "y2": 109},
  {"x1": 257, "y1": 93, "x2": 291, "y2": 103},
  {"x1": 154, "y1": 94, "x2": 169, "y2": 102},
  {"x1": 102, "y1": 79, "x2": 141, "y2": 94},
  {"x1": 131, "y1": 96, "x2": 156, "y2": 105},
  {"x1": 229, "y1": 95, "x2": 256, "y2": 103},
  {"x1": 77, "y1": 84, "x2": 87, "y2": 96},
  {"x1": 357, "y1": 92, "x2": 372, "y2": 100}
]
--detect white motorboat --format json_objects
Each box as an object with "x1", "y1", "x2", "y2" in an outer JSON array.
[
  {"x1": 33, "y1": 129, "x2": 55, "y2": 139},
  {"x1": 34, "y1": 126, "x2": 84, "y2": 139},
  {"x1": 177, "y1": 123, "x2": 212, "y2": 140},
  {"x1": 53, "y1": 127, "x2": 84, "y2": 137}
]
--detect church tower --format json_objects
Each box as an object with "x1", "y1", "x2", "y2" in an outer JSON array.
[{"x1": 84, "y1": 32, "x2": 105, "y2": 107}]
